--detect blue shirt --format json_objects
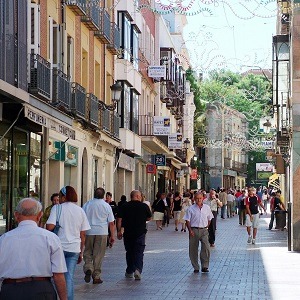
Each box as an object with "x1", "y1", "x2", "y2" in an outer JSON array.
[
  {"x1": 83, "y1": 198, "x2": 115, "y2": 235},
  {"x1": 0, "y1": 220, "x2": 67, "y2": 279},
  {"x1": 184, "y1": 203, "x2": 214, "y2": 227}
]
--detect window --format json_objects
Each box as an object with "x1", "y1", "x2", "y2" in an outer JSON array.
[
  {"x1": 67, "y1": 36, "x2": 74, "y2": 80},
  {"x1": 49, "y1": 18, "x2": 62, "y2": 69},
  {"x1": 132, "y1": 26, "x2": 139, "y2": 69},
  {"x1": 119, "y1": 82, "x2": 139, "y2": 134},
  {"x1": 118, "y1": 12, "x2": 131, "y2": 61},
  {"x1": 132, "y1": 90, "x2": 139, "y2": 134}
]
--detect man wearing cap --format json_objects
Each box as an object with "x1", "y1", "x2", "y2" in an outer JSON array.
[{"x1": 0, "y1": 198, "x2": 67, "y2": 300}]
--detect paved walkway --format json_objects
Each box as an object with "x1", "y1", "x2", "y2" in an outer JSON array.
[{"x1": 74, "y1": 213, "x2": 300, "y2": 300}]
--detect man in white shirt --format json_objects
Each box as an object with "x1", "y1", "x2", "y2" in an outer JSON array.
[
  {"x1": 184, "y1": 192, "x2": 214, "y2": 273},
  {"x1": 82, "y1": 187, "x2": 115, "y2": 284},
  {"x1": 0, "y1": 198, "x2": 67, "y2": 300}
]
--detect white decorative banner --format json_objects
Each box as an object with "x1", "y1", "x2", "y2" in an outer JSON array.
[
  {"x1": 153, "y1": 116, "x2": 170, "y2": 135},
  {"x1": 168, "y1": 133, "x2": 183, "y2": 149}
]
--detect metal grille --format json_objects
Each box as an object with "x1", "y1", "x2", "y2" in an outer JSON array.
[
  {"x1": 53, "y1": 68, "x2": 71, "y2": 109},
  {"x1": 71, "y1": 82, "x2": 86, "y2": 119},
  {"x1": 113, "y1": 112, "x2": 120, "y2": 138},
  {"x1": 29, "y1": 54, "x2": 52, "y2": 100},
  {"x1": 103, "y1": 109, "x2": 111, "y2": 132},
  {"x1": 88, "y1": 93, "x2": 99, "y2": 126}
]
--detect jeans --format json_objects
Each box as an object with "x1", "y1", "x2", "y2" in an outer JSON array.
[
  {"x1": 123, "y1": 233, "x2": 146, "y2": 274},
  {"x1": 64, "y1": 251, "x2": 80, "y2": 300},
  {"x1": 269, "y1": 211, "x2": 275, "y2": 229},
  {"x1": 221, "y1": 205, "x2": 226, "y2": 218}
]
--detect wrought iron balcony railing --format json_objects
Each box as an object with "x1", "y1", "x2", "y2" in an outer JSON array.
[
  {"x1": 71, "y1": 82, "x2": 86, "y2": 119},
  {"x1": 102, "y1": 108, "x2": 111, "y2": 132},
  {"x1": 65, "y1": 0, "x2": 87, "y2": 16},
  {"x1": 107, "y1": 22, "x2": 120, "y2": 55},
  {"x1": 112, "y1": 112, "x2": 120, "y2": 138},
  {"x1": 29, "y1": 54, "x2": 51, "y2": 100},
  {"x1": 94, "y1": 9, "x2": 111, "y2": 43},
  {"x1": 81, "y1": 1, "x2": 100, "y2": 31},
  {"x1": 87, "y1": 93, "x2": 100, "y2": 126},
  {"x1": 53, "y1": 68, "x2": 71, "y2": 109}
]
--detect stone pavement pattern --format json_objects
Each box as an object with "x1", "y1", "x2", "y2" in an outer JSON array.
[{"x1": 74, "y1": 214, "x2": 300, "y2": 300}]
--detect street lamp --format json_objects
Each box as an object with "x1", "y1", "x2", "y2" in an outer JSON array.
[
  {"x1": 99, "y1": 81, "x2": 122, "y2": 111},
  {"x1": 183, "y1": 138, "x2": 190, "y2": 163}
]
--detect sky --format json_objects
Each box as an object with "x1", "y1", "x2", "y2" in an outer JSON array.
[{"x1": 181, "y1": 0, "x2": 277, "y2": 75}]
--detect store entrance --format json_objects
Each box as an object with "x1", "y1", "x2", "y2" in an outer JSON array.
[{"x1": 0, "y1": 127, "x2": 42, "y2": 233}]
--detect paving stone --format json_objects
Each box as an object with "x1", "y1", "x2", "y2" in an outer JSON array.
[{"x1": 74, "y1": 213, "x2": 300, "y2": 300}]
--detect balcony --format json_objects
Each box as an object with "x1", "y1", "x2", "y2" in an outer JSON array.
[
  {"x1": 94, "y1": 9, "x2": 111, "y2": 44},
  {"x1": 87, "y1": 93, "x2": 99, "y2": 127},
  {"x1": 29, "y1": 54, "x2": 52, "y2": 101},
  {"x1": 107, "y1": 23, "x2": 120, "y2": 55},
  {"x1": 71, "y1": 83, "x2": 86, "y2": 119},
  {"x1": 81, "y1": 2, "x2": 100, "y2": 31},
  {"x1": 224, "y1": 157, "x2": 231, "y2": 169},
  {"x1": 53, "y1": 68, "x2": 71, "y2": 109},
  {"x1": 232, "y1": 161, "x2": 247, "y2": 172},
  {"x1": 65, "y1": 0, "x2": 87, "y2": 16},
  {"x1": 102, "y1": 108, "x2": 111, "y2": 132},
  {"x1": 112, "y1": 112, "x2": 120, "y2": 138},
  {"x1": 138, "y1": 115, "x2": 170, "y2": 153}
]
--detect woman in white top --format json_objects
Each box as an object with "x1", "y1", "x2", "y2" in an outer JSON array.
[
  {"x1": 47, "y1": 186, "x2": 90, "y2": 300},
  {"x1": 179, "y1": 194, "x2": 192, "y2": 232}
]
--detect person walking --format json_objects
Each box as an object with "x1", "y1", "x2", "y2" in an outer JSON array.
[
  {"x1": 245, "y1": 188, "x2": 266, "y2": 245},
  {"x1": 184, "y1": 191, "x2": 214, "y2": 273},
  {"x1": 161, "y1": 192, "x2": 172, "y2": 227},
  {"x1": 117, "y1": 190, "x2": 152, "y2": 280},
  {"x1": 179, "y1": 194, "x2": 192, "y2": 232},
  {"x1": 0, "y1": 198, "x2": 67, "y2": 300},
  {"x1": 171, "y1": 191, "x2": 182, "y2": 231},
  {"x1": 40, "y1": 193, "x2": 60, "y2": 228},
  {"x1": 219, "y1": 188, "x2": 227, "y2": 219},
  {"x1": 204, "y1": 190, "x2": 222, "y2": 247},
  {"x1": 46, "y1": 186, "x2": 90, "y2": 300},
  {"x1": 268, "y1": 192, "x2": 276, "y2": 230},
  {"x1": 82, "y1": 187, "x2": 115, "y2": 284},
  {"x1": 152, "y1": 192, "x2": 166, "y2": 230},
  {"x1": 237, "y1": 190, "x2": 246, "y2": 225}
]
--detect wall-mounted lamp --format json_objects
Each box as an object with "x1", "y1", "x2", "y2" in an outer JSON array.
[{"x1": 99, "y1": 81, "x2": 123, "y2": 111}]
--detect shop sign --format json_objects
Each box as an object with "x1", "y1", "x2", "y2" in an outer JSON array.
[
  {"x1": 65, "y1": 145, "x2": 78, "y2": 166},
  {"x1": 168, "y1": 133, "x2": 183, "y2": 149},
  {"x1": 49, "y1": 139, "x2": 65, "y2": 161},
  {"x1": 256, "y1": 162, "x2": 273, "y2": 172},
  {"x1": 154, "y1": 154, "x2": 166, "y2": 166},
  {"x1": 24, "y1": 105, "x2": 75, "y2": 140},
  {"x1": 153, "y1": 116, "x2": 170, "y2": 135},
  {"x1": 146, "y1": 164, "x2": 156, "y2": 174},
  {"x1": 190, "y1": 169, "x2": 198, "y2": 180},
  {"x1": 261, "y1": 140, "x2": 275, "y2": 149},
  {"x1": 148, "y1": 65, "x2": 166, "y2": 79}
]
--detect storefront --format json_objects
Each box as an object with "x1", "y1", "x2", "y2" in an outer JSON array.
[{"x1": 0, "y1": 103, "x2": 43, "y2": 233}]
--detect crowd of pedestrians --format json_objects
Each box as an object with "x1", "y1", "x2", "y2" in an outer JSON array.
[{"x1": 0, "y1": 185, "x2": 287, "y2": 300}]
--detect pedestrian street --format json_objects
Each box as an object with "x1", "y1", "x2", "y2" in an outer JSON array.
[{"x1": 74, "y1": 214, "x2": 300, "y2": 300}]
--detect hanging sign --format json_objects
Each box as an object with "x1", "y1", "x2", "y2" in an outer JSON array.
[
  {"x1": 146, "y1": 164, "x2": 156, "y2": 174},
  {"x1": 153, "y1": 116, "x2": 170, "y2": 135},
  {"x1": 168, "y1": 133, "x2": 183, "y2": 149}
]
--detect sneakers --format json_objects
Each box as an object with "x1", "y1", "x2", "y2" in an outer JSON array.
[
  {"x1": 134, "y1": 269, "x2": 142, "y2": 280},
  {"x1": 201, "y1": 268, "x2": 209, "y2": 273},
  {"x1": 125, "y1": 272, "x2": 134, "y2": 278},
  {"x1": 247, "y1": 235, "x2": 252, "y2": 244},
  {"x1": 252, "y1": 239, "x2": 256, "y2": 245},
  {"x1": 93, "y1": 278, "x2": 103, "y2": 284},
  {"x1": 84, "y1": 270, "x2": 92, "y2": 283}
]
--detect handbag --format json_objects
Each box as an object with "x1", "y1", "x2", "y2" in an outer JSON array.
[{"x1": 52, "y1": 204, "x2": 62, "y2": 235}]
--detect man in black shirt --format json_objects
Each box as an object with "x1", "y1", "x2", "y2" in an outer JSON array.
[{"x1": 117, "y1": 190, "x2": 152, "y2": 280}]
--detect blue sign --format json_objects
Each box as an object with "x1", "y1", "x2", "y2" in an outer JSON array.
[{"x1": 154, "y1": 154, "x2": 166, "y2": 166}]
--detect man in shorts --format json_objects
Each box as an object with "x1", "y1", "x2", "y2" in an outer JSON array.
[{"x1": 245, "y1": 188, "x2": 266, "y2": 245}]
